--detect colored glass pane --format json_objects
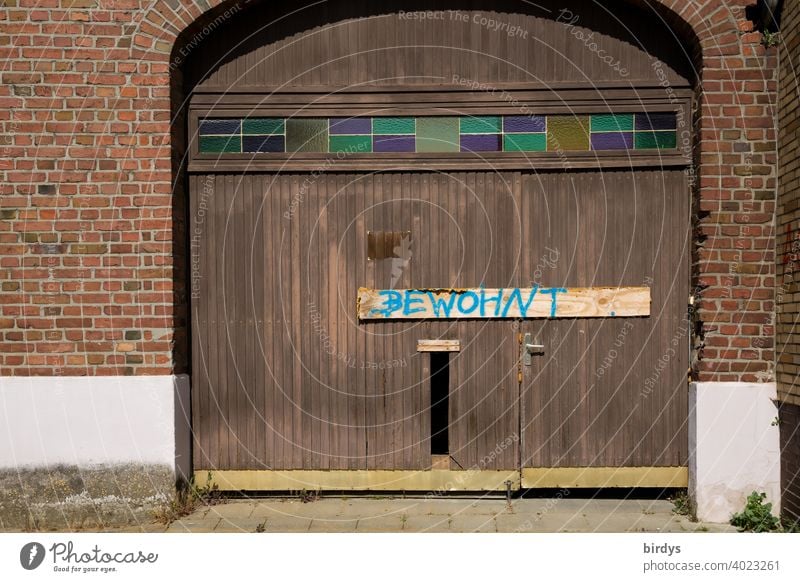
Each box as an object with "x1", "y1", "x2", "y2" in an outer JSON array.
[
  {"x1": 199, "y1": 135, "x2": 242, "y2": 153},
  {"x1": 373, "y1": 118, "x2": 415, "y2": 135},
  {"x1": 546, "y1": 116, "x2": 590, "y2": 151},
  {"x1": 460, "y1": 134, "x2": 502, "y2": 152},
  {"x1": 330, "y1": 135, "x2": 372, "y2": 153},
  {"x1": 373, "y1": 135, "x2": 415, "y2": 152},
  {"x1": 590, "y1": 114, "x2": 633, "y2": 132},
  {"x1": 503, "y1": 133, "x2": 546, "y2": 152},
  {"x1": 242, "y1": 118, "x2": 284, "y2": 135},
  {"x1": 503, "y1": 116, "x2": 546, "y2": 133},
  {"x1": 286, "y1": 119, "x2": 328, "y2": 152},
  {"x1": 634, "y1": 131, "x2": 677, "y2": 149},
  {"x1": 329, "y1": 118, "x2": 372, "y2": 135},
  {"x1": 460, "y1": 116, "x2": 502, "y2": 134},
  {"x1": 635, "y1": 113, "x2": 677, "y2": 131},
  {"x1": 199, "y1": 119, "x2": 240, "y2": 135},
  {"x1": 590, "y1": 132, "x2": 633, "y2": 150},
  {"x1": 243, "y1": 135, "x2": 285, "y2": 153},
  {"x1": 416, "y1": 117, "x2": 459, "y2": 152}
]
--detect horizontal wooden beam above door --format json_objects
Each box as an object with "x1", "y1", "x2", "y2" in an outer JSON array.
[{"x1": 358, "y1": 287, "x2": 651, "y2": 320}]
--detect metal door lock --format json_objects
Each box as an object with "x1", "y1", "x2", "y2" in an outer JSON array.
[{"x1": 522, "y1": 333, "x2": 544, "y2": 365}]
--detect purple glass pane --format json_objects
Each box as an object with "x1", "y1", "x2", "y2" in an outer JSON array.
[
  {"x1": 591, "y1": 132, "x2": 633, "y2": 150},
  {"x1": 635, "y1": 113, "x2": 677, "y2": 131},
  {"x1": 503, "y1": 116, "x2": 546, "y2": 133},
  {"x1": 460, "y1": 134, "x2": 501, "y2": 152},
  {"x1": 373, "y1": 135, "x2": 415, "y2": 152},
  {"x1": 243, "y1": 135, "x2": 285, "y2": 153},
  {"x1": 199, "y1": 119, "x2": 241, "y2": 135},
  {"x1": 329, "y1": 118, "x2": 372, "y2": 135}
]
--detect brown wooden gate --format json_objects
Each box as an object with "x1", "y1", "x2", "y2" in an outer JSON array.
[
  {"x1": 183, "y1": 0, "x2": 695, "y2": 490},
  {"x1": 190, "y1": 172, "x2": 523, "y2": 475}
]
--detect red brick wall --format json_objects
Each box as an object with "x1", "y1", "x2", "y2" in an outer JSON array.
[{"x1": 0, "y1": 0, "x2": 777, "y2": 380}]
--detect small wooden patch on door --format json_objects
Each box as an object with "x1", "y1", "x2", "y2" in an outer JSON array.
[
  {"x1": 417, "y1": 339, "x2": 461, "y2": 352},
  {"x1": 367, "y1": 231, "x2": 411, "y2": 260}
]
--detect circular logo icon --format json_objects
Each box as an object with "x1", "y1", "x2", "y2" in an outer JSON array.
[{"x1": 20, "y1": 542, "x2": 46, "y2": 570}]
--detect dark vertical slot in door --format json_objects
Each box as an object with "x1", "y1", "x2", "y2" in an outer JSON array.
[{"x1": 430, "y1": 352, "x2": 449, "y2": 455}]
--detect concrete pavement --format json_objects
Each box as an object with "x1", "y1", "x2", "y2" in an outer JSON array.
[{"x1": 162, "y1": 496, "x2": 736, "y2": 533}]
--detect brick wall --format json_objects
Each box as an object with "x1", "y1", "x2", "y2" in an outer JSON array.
[{"x1": 0, "y1": 0, "x2": 778, "y2": 379}]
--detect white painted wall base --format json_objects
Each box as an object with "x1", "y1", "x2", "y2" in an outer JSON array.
[
  {"x1": 0, "y1": 375, "x2": 191, "y2": 480},
  {"x1": 689, "y1": 381, "x2": 780, "y2": 523}
]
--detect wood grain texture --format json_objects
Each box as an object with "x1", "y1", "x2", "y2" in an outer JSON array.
[
  {"x1": 417, "y1": 339, "x2": 461, "y2": 352},
  {"x1": 358, "y1": 287, "x2": 651, "y2": 319},
  {"x1": 187, "y1": 0, "x2": 692, "y2": 479}
]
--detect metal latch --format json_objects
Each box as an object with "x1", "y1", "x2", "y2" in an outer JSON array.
[{"x1": 522, "y1": 332, "x2": 544, "y2": 365}]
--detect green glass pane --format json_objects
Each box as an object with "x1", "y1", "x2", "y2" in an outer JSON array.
[
  {"x1": 591, "y1": 114, "x2": 633, "y2": 132},
  {"x1": 199, "y1": 135, "x2": 242, "y2": 153},
  {"x1": 243, "y1": 118, "x2": 284, "y2": 135},
  {"x1": 503, "y1": 133, "x2": 546, "y2": 152},
  {"x1": 460, "y1": 116, "x2": 502, "y2": 134},
  {"x1": 286, "y1": 118, "x2": 328, "y2": 152},
  {"x1": 416, "y1": 117, "x2": 459, "y2": 152},
  {"x1": 373, "y1": 118, "x2": 415, "y2": 135},
  {"x1": 330, "y1": 135, "x2": 372, "y2": 154},
  {"x1": 635, "y1": 131, "x2": 677, "y2": 149},
  {"x1": 546, "y1": 116, "x2": 590, "y2": 151}
]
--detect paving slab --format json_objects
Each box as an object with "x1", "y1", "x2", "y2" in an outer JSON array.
[
  {"x1": 167, "y1": 517, "x2": 220, "y2": 533},
  {"x1": 448, "y1": 515, "x2": 498, "y2": 532},
  {"x1": 356, "y1": 515, "x2": 406, "y2": 532},
  {"x1": 202, "y1": 502, "x2": 255, "y2": 520},
  {"x1": 401, "y1": 514, "x2": 451, "y2": 532},
  {"x1": 214, "y1": 518, "x2": 267, "y2": 532},
  {"x1": 308, "y1": 518, "x2": 359, "y2": 532},
  {"x1": 414, "y1": 498, "x2": 510, "y2": 516},
  {"x1": 251, "y1": 499, "x2": 346, "y2": 519},
  {"x1": 261, "y1": 516, "x2": 313, "y2": 532}
]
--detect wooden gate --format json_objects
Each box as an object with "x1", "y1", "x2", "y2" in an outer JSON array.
[
  {"x1": 519, "y1": 170, "x2": 690, "y2": 487},
  {"x1": 183, "y1": 0, "x2": 695, "y2": 490}
]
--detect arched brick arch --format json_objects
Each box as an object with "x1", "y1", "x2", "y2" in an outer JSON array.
[
  {"x1": 0, "y1": 0, "x2": 775, "y2": 382},
  {"x1": 149, "y1": 0, "x2": 774, "y2": 384}
]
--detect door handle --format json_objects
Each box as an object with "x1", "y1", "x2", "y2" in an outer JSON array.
[{"x1": 522, "y1": 333, "x2": 544, "y2": 365}]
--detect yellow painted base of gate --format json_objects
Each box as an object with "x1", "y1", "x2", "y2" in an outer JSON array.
[
  {"x1": 196, "y1": 470, "x2": 521, "y2": 491},
  {"x1": 521, "y1": 467, "x2": 688, "y2": 488},
  {"x1": 196, "y1": 467, "x2": 686, "y2": 491}
]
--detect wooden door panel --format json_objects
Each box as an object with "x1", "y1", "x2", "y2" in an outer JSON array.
[{"x1": 520, "y1": 170, "x2": 690, "y2": 468}]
